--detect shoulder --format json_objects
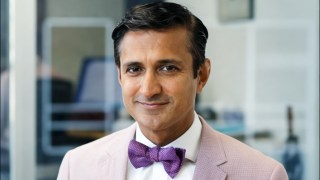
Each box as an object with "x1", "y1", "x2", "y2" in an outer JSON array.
[
  {"x1": 61, "y1": 123, "x2": 135, "y2": 166},
  {"x1": 200, "y1": 118, "x2": 282, "y2": 166},
  {"x1": 69, "y1": 123, "x2": 136, "y2": 156},
  {"x1": 200, "y1": 119, "x2": 288, "y2": 179},
  {"x1": 57, "y1": 124, "x2": 136, "y2": 179},
  {"x1": 216, "y1": 130, "x2": 288, "y2": 179},
  {"x1": 216, "y1": 130, "x2": 278, "y2": 165}
]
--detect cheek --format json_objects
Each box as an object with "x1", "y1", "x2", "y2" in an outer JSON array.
[
  {"x1": 164, "y1": 77, "x2": 197, "y2": 98},
  {"x1": 120, "y1": 80, "x2": 137, "y2": 99}
]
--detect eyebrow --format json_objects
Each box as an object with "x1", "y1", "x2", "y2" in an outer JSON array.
[
  {"x1": 122, "y1": 59, "x2": 184, "y2": 68},
  {"x1": 122, "y1": 61, "x2": 142, "y2": 68},
  {"x1": 156, "y1": 59, "x2": 184, "y2": 66}
]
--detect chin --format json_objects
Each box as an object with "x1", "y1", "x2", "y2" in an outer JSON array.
[{"x1": 137, "y1": 117, "x2": 169, "y2": 131}]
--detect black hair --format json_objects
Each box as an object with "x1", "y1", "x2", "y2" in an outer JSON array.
[{"x1": 112, "y1": 2, "x2": 208, "y2": 78}]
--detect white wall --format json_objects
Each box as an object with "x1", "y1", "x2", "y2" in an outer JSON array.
[{"x1": 168, "y1": 0, "x2": 319, "y2": 105}]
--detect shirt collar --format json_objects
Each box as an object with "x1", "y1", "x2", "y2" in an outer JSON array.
[{"x1": 135, "y1": 111, "x2": 202, "y2": 162}]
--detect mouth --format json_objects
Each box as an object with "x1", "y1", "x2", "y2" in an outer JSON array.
[{"x1": 137, "y1": 101, "x2": 169, "y2": 109}]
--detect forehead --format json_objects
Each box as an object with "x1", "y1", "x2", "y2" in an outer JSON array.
[
  {"x1": 121, "y1": 27, "x2": 190, "y2": 49},
  {"x1": 119, "y1": 27, "x2": 191, "y2": 62}
]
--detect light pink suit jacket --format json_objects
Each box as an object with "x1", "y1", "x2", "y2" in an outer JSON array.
[{"x1": 57, "y1": 118, "x2": 288, "y2": 180}]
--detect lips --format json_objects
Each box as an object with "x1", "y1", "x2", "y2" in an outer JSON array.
[{"x1": 137, "y1": 101, "x2": 169, "y2": 109}]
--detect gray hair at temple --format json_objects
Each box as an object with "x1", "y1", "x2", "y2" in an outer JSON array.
[{"x1": 112, "y1": 2, "x2": 209, "y2": 78}]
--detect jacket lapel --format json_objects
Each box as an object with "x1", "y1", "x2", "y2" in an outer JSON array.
[
  {"x1": 104, "y1": 123, "x2": 137, "y2": 180},
  {"x1": 193, "y1": 118, "x2": 227, "y2": 180}
]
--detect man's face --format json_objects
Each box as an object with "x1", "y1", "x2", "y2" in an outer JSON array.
[{"x1": 117, "y1": 27, "x2": 205, "y2": 141}]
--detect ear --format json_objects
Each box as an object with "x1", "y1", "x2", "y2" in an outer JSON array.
[{"x1": 196, "y1": 58, "x2": 211, "y2": 93}]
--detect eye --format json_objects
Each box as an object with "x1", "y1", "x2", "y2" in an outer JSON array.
[
  {"x1": 160, "y1": 65, "x2": 178, "y2": 72},
  {"x1": 125, "y1": 65, "x2": 143, "y2": 75}
]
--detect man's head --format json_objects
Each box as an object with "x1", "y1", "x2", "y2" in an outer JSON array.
[
  {"x1": 112, "y1": 2, "x2": 208, "y2": 78},
  {"x1": 112, "y1": 2, "x2": 211, "y2": 146}
]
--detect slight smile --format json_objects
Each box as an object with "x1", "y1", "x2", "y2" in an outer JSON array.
[{"x1": 137, "y1": 101, "x2": 170, "y2": 109}]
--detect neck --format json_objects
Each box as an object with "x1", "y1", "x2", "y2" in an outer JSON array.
[{"x1": 138, "y1": 116, "x2": 194, "y2": 147}]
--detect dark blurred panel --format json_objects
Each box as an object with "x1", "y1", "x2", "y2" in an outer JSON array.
[
  {"x1": 51, "y1": 130, "x2": 104, "y2": 146},
  {"x1": 1, "y1": 0, "x2": 9, "y2": 72}
]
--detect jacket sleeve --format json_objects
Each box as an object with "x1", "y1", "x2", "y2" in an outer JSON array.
[
  {"x1": 270, "y1": 163, "x2": 289, "y2": 180},
  {"x1": 57, "y1": 151, "x2": 71, "y2": 180}
]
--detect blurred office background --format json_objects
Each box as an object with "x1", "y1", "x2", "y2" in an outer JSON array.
[{"x1": 0, "y1": 0, "x2": 319, "y2": 179}]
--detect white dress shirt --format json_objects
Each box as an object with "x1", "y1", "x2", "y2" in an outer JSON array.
[{"x1": 127, "y1": 111, "x2": 202, "y2": 180}]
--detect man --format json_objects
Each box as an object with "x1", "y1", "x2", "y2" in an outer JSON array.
[{"x1": 57, "y1": 2, "x2": 288, "y2": 179}]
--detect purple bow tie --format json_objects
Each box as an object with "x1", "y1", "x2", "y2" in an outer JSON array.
[{"x1": 128, "y1": 139, "x2": 186, "y2": 178}]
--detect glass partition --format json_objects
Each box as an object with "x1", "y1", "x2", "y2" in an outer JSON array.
[{"x1": 35, "y1": 1, "x2": 127, "y2": 179}]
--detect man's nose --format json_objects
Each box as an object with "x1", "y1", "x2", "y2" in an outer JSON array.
[{"x1": 140, "y1": 71, "x2": 162, "y2": 98}]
